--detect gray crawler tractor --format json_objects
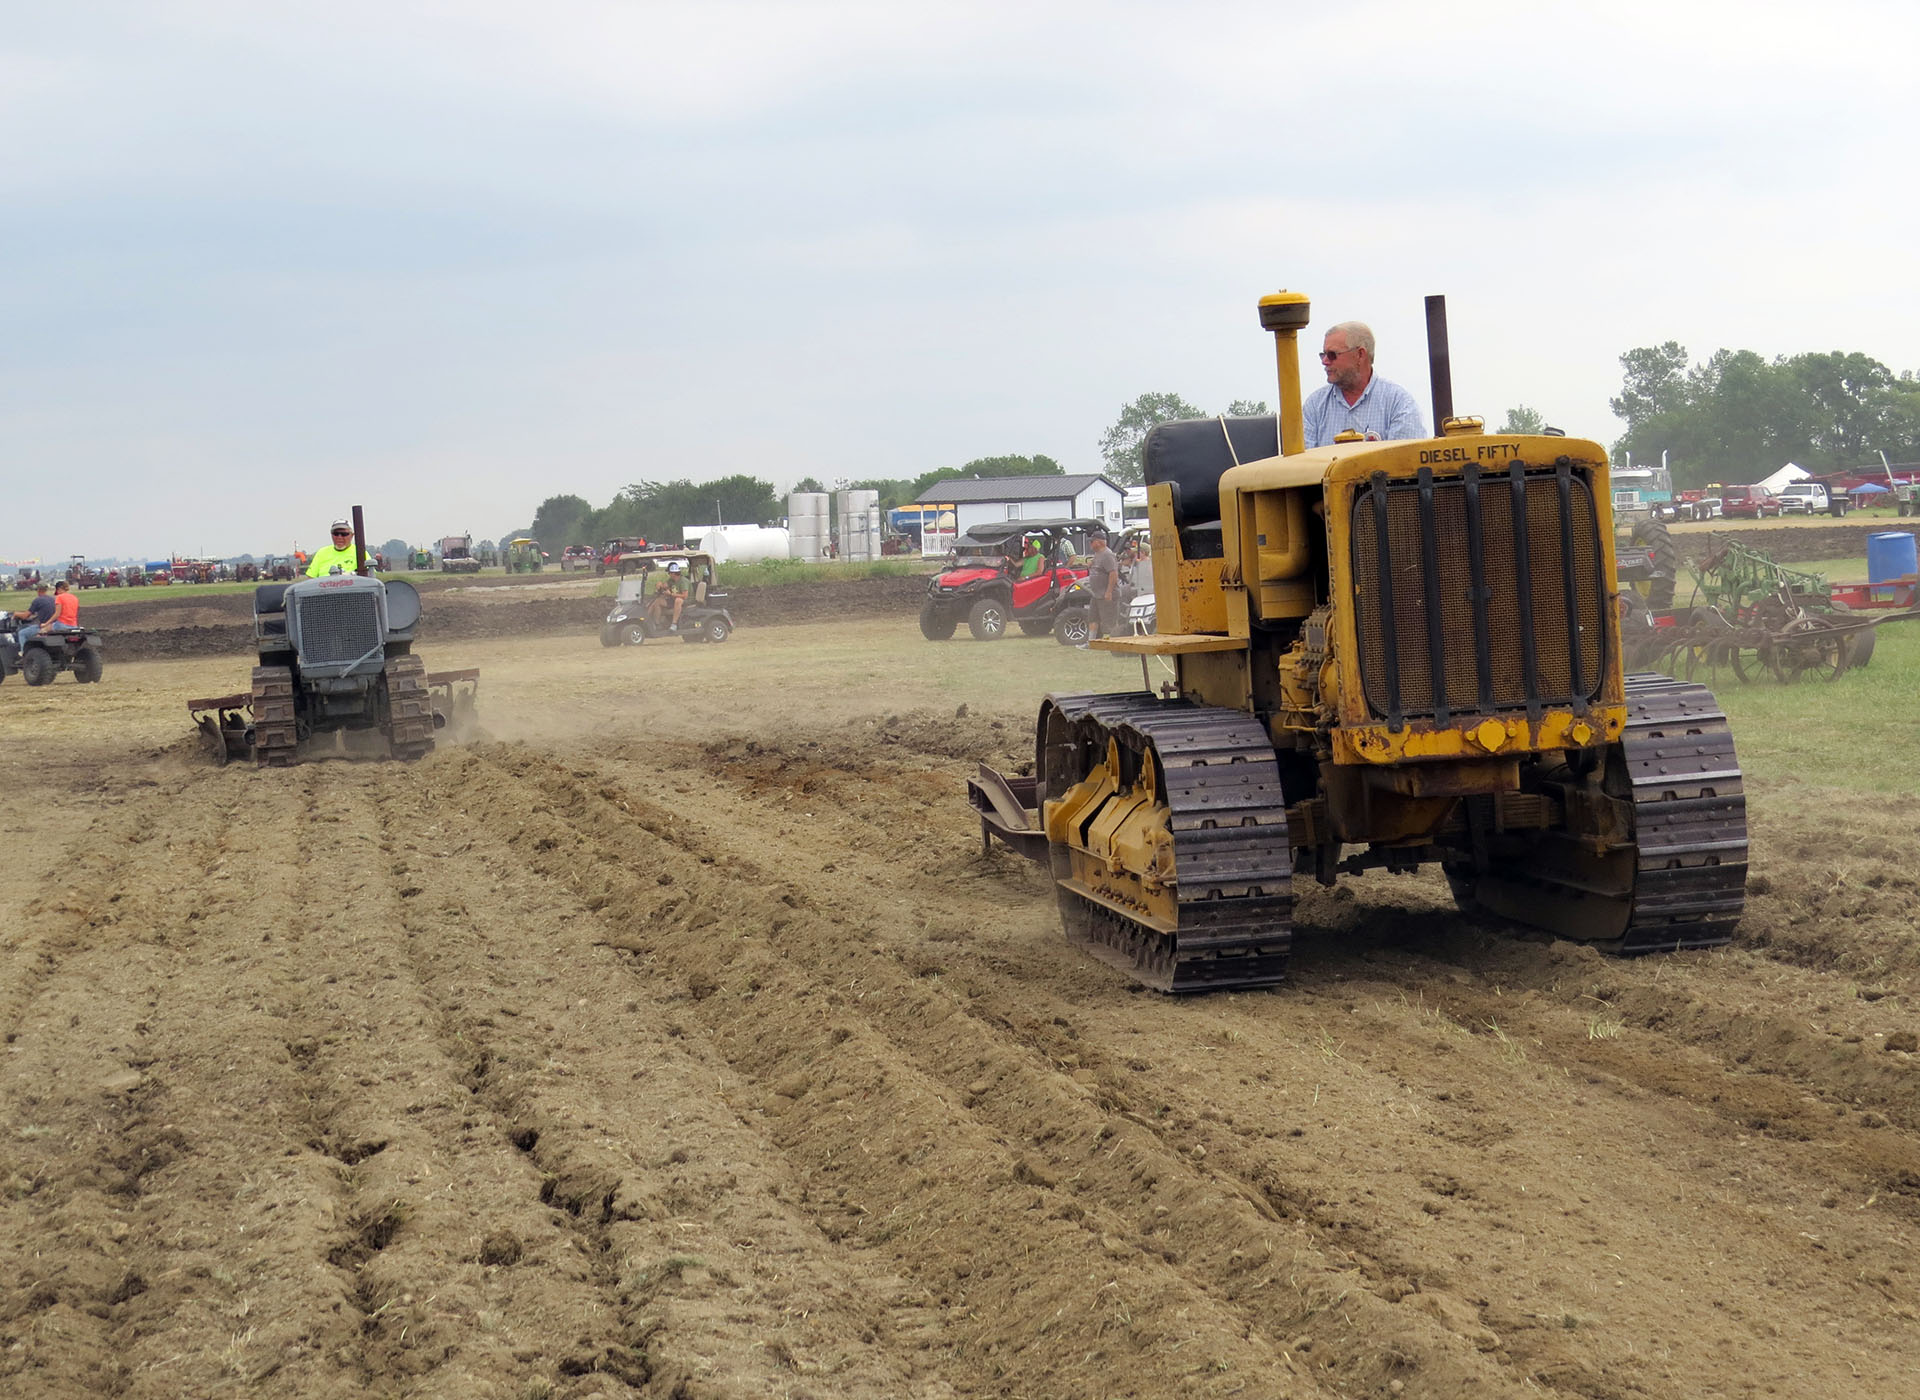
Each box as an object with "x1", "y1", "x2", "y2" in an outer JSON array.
[{"x1": 188, "y1": 513, "x2": 478, "y2": 766}]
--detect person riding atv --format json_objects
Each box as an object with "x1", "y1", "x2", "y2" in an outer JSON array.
[
  {"x1": 918, "y1": 519, "x2": 1101, "y2": 641},
  {"x1": 1, "y1": 586, "x2": 104, "y2": 686}
]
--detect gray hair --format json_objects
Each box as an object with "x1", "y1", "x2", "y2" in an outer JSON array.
[{"x1": 1328, "y1": 321, "x2": 1376, "y2": 359}]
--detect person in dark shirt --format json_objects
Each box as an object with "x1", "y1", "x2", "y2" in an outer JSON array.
[
  {"x1": 1085, "y1": 533, "x2": 1121, "y2": 641},
  {"x1": 13, "y1": 585, "x2": 55, "y2": 646}
]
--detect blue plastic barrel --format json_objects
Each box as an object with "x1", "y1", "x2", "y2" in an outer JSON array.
[{"x1": 1867, "y1": 532, "x2": 1917, "y2": 583}]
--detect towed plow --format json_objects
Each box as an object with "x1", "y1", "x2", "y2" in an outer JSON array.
[
  {"x1": 1624, "y1": 536, "x2": 1918, "y2": 684},
  {"x1": 1621, "y1": 603, "x2": 1912, "y2": 684}
]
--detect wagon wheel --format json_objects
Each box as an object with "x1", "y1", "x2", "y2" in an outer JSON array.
[
  {"x1": 1772, "y1": 616, "x2": 1850, "y2": 684},
  {"x1": 1726, "y1": 637, "x2": 1773, "y2": 684},
  {"x1": 1679, "y1": 608, "x2": 1732, "y2": 682}
]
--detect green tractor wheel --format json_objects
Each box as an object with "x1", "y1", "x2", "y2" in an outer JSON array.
[{"x1": 1629, "y1": 519, "x2": 1678, "y2": 609}]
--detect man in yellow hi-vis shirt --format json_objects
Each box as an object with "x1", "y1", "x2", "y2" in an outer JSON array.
[{"x1": 306, "y1": 520, "x2": 367, "y2": 578}]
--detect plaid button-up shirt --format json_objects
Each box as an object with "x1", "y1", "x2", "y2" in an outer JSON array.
[{"x1": 1302, "y1": 374, "x2": 1425, "y2": 447}]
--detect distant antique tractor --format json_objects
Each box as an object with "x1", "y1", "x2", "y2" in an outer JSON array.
[{"x1": 188, "y1": 513, "x2": 478, "y2": 767}]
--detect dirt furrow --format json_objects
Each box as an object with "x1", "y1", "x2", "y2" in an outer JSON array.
[
  {"x1": 0, "y1": 765, "x2": 366, "y2": 1397},
  {"x1": 252, "y1": 758, "x2": 677, "y2": 1399},
  {"x1": 435, "y1": 744, "x2": 1371, "y2": 1397},
  {"x1": 368, "y1": 762, "x2": 962, "y2": 1399},
  {"x1": 539, "y1": 726, "x2": 1920, "y2": 1399},
  {"x1": 467, "y1": 741, "x2": 1626, "y2": 1399}
]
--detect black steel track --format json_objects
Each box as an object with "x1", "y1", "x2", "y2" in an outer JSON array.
[
  {"x1": 1040, "y1": 693, "x2": 1293, "y2": 992},
  {"x1": 251, "y1": 665, "x2": 297, "y2": 768},
  {"x1": 384, "y1": 654, "x2": 436, "y2": 762},
  {"x1": 1611, "y1": 672, "x2": 1749, "y2": 952}
]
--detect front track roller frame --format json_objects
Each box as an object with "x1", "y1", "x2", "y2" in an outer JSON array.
[{"x1": 1037, "y1": 692, "x2": 1292, "y2": 993}]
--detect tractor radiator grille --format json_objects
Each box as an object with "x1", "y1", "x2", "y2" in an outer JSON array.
[
  {"x1": 1348, "y1": 461, "x2": 1607, "y2": 727},
  {"x1": 295, "y1": 592, "x2": 384, "y2": 667}
]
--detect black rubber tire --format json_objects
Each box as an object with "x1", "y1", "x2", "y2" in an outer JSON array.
[
  {"x1": 1630, "y1": 519, "x2": 1678, "y2": 609},
  {"x1": 967, "y1": 597, "x2": 1008, "y2": 641},
  {"x1": 599, "y1": 625, "x2": 621, "y2": 648},
  {"x1": 918, "y1": 602, "x2": 957, "y2": 641},
  {"x1": 1054, "y1": 608, "x2": 1091, "y2": 646},
  {"x1": 1017, "y1": 619, "x2": 1053, "y2": 637},
  {"x1": 21, "y1": 648, "x2": 55, "y2": 686},
  {"x1": 623, "y1": 623, "x2": 649, "y2": 647},
  {"x1": 702, "y1": 616, "x2": 730, "y2": 643},
  {"x1": 73, "y1": 647, "x2": 103, "y2": 683}
]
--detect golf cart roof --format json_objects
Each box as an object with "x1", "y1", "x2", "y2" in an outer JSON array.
[
  {"x1": 955, "y1": 519, "x2": 1105, "y2": 547},
  {"x1": 608, "y1": 548, "x2": 715, "y2": 569}
]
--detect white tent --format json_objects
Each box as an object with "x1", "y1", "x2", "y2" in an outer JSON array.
[{"x1": 1756, "y1": 462, "x2": 1810, "y2": 493}]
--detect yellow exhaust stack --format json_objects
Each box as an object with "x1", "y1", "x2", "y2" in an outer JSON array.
[{"x1": 1257, "y1": 291, "x2": 1311, "y2": 456}]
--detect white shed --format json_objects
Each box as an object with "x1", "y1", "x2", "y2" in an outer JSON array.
[{"x1": 913, "y1": 474, "x2": 1127, "y2": 539}]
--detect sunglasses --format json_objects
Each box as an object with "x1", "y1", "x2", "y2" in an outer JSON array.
[
  {"x1": 1319, "y1": 348, "x2": 1355, "y2": 362},
  {"x1": 331, "y1": 530, "x2": 352, "y2": 537}
]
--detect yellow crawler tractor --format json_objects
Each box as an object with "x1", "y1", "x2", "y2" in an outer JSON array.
[{"x1": 973, "y1": 291, "x2": 1748, "y2": 992}]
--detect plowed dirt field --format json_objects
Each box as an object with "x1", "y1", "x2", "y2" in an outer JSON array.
[{"x1": 3, "y1": 616, "x2": 1917, "y2": 1400}]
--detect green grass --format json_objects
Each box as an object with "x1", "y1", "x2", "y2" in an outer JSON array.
[
  {"x1": 1651, "y1": 546, "x2": 1920, "y2": 793},
  {"x1": 1701, "y1": 617, "x2": 1920, "y2": 793},
  {"x1": 0, "y1": 572, "x2": 449, "y2": 610},
  {"x1": 589, "y1": 556, "x2": 934, "y2": 596},
  {"x1": 700, "y1": 557, "x2": 933, "y2": 588}
]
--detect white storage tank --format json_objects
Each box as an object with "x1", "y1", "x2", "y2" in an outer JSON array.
[
  {"x1": 698, "y1": 524, "x2": 791, "y2": 565},
  {"x1": 786, "y1": 492, "x2": 829, "y2": 561},
  {"x1": 836, "y1": 488, "x2": 880, "y2": 560}
]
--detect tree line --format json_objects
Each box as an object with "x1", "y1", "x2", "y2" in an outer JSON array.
[
  {"x1": 517, "y1": 339, "x2": 1920, "y2": 547},
  {"x1": 1609, "y1": 343, "x2": 1920, "y2": 486},
  {"x1": 521, "y1": 456, "x2": 1067, "y2": 552}
]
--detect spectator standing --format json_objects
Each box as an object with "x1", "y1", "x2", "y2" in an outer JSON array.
[{"x1": 1085, "y1": 533, "x2": 1121, "y2": 642}]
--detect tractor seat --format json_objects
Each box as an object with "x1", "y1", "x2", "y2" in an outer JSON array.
[{"x1": 1180, "y1": 522, "x2": 1225, "y2": 560}]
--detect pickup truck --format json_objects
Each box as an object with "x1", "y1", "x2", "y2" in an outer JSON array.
[{"x1": 1777, "y1": 482, "x2": 1850, "y2": 517}]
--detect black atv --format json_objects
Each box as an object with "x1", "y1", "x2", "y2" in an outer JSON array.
[{"x1": 0, "y1": 618, "x2": 104, "y2": 686}]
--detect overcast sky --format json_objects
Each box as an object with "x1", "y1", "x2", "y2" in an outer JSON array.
[{"x1": 4, "y1": 0, "x2": 1915, "y2": 562}]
